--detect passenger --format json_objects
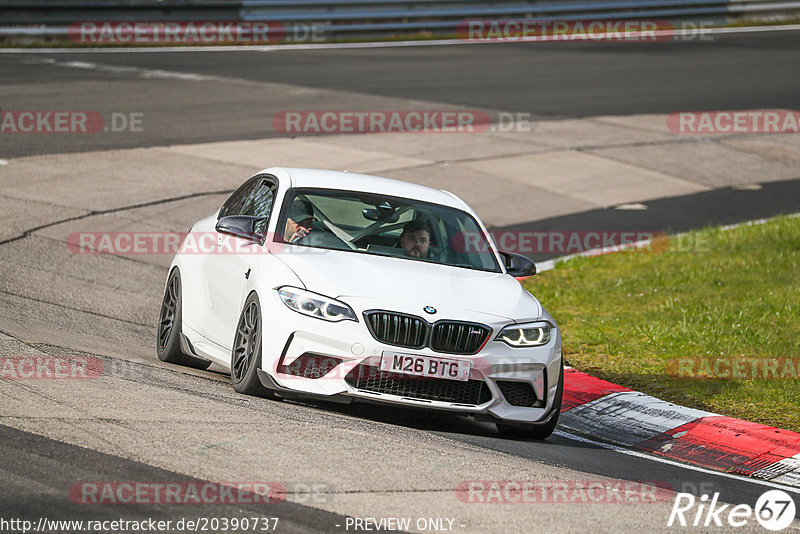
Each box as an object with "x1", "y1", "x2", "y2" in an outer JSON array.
[{"x1": 400, "y1": 219, "x2": 431, "y2": 258}]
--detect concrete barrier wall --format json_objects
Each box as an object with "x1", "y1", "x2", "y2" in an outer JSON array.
[{"x1": 1, "y1": 0, "x2": 798, "y2": 40}]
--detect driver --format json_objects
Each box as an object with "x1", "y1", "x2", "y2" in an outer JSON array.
[
  {"x1": 399, "y1": 219, "x2": 431, "y2": 258},
  {"x1": 284, "y1": 199, "x2": 314, "y2": 243}
]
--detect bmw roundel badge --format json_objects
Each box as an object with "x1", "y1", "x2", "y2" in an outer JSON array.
[{"x1": 423, "y1": 306, "x2": 437, "y2": 314}]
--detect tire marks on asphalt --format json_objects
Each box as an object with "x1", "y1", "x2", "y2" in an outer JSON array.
[{"x1": 0, "y1": 189, "x2": 233, "y2": 247}]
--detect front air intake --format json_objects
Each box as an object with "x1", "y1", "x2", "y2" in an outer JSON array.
[{"x1": 345, "y1": 364, "x2": 492, "y2": 405}]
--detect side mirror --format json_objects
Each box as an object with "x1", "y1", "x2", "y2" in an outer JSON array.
[
  {"x1": 500, "y1": 251, "x2": 536, "y2": 277},
  {"x1": 215, "y1": 215, "x2": 266, "y2": 244}
]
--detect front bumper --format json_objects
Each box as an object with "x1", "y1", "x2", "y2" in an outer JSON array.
[{"x1": 260, "y1": 294, "x2": 562, "y2": 424}]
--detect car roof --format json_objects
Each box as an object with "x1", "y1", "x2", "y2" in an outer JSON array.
[{"x1": 261, "y1": 167, "x2": 470, "y2": 211}]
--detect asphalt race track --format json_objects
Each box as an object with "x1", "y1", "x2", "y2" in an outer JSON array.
[
  {"x1": 1, "y1": 31, "x2": 800, "y2": 157},
  {"x1": 1, "y1": 30, "x2": 800, "y2": 533}
]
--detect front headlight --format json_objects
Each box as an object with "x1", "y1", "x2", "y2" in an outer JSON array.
[
  {"x1": 277, "y1": 287, "x2": 357, "y2": 322},
  {"x1": 496, "y1": 321, "x2": 552, "y2": 347}
]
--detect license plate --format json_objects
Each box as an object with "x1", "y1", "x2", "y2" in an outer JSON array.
[{"x1": 379, "y1": 351, "x2": 471, "y2": 382}]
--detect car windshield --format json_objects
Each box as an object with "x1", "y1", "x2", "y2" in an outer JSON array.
[{"x1": 277, "y1": 188, "x2": 502, "y2": 273}]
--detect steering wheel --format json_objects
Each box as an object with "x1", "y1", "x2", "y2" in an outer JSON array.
[
  {"x1": 426, "y1": 247, "x2": 449, "y2": 263},
  {"x1": 316, "y1": 219, "x2": 358, "y2": 250}
]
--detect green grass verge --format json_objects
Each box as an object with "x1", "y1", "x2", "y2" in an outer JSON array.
[{"x1": 523, "y1": 215, "x2": 800, "y2": 432}]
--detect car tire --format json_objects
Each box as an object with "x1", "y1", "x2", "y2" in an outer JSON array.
[
  {"x1": 156, "y1": 268, "x2": 212, "y2": 370},
  {"x1": 231, "y1": 292, "x2": 272, "y2": 397},
  {"x1": 496, "y1": 361, "x2": 563, "y2": 440}
]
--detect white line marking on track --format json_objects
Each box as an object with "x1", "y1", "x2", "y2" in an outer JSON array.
[
  {"x1": 614, "y1": 202, "x2": 648, "y2": 210},
  {"x1": 1, "y1": 24, "x2": 800, "y2": 53},
  {"x1": 554, "y1": 429, "x2": 800, "y2": 495},
  {"x1": 51, "y1": 57, "x2": 228, "y2": 82},
  {"x1": 59, "y1": 60, "x2": 96, "y2": 69}
]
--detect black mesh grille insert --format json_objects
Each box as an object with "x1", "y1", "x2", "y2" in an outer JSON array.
[
  {"x1": 430, "y1": 322, "x2": 490, "y2": 355},
  {"x1": 345, "y1": 364, "x2": 492, "y2": 405},
  {"x1": 365, "y1": 311, "x2": 427, "y2": 349},
  {"x1": 496, "y1": 380, "x2": 543, "y2": 407},
  {"x1": 277, "y1": 354, "x2": 342, "y2": 379}
]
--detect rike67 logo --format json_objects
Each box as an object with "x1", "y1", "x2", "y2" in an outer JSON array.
[{"x1": 668, "y1": 490, "x2": 796, "y2": 531}]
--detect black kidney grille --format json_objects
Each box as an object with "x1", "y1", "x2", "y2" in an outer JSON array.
[
  {"x1": 345, "y1": 364, "x2": 492, "y2": 405},
  {"x1": 364, "y1": 311, "x2": 491, "y2": 355},
  {"x1": 365, "y1": 312, "x2": 427, "y2": 349},
  {"x1": 496, "y1": 380, "x2": 543, "y2": 407},
  {"x1": 430, "y1": 322, "x2": 490, "y2": 355}
]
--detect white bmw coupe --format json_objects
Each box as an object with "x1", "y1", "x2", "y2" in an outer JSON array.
[{"x1": 157, "y1": 167, "x2": 563, "y2": 438}]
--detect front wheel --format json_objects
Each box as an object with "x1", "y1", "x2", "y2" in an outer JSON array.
[
  {"x1": 156, "y1": 269, "x2": 211, "y2": 370},
  {"x1": 231, "y1": 292, "x2": 271, "y2": 397},
  {"x1": 497, "y1": 362, "x2": 563, "y2": 440}
]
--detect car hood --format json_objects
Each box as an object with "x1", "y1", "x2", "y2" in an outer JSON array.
[{"x1": 273, "y1": 249, "x2": 542, "y2": 322}]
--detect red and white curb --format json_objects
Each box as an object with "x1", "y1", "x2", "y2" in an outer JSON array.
[
  {"x1": 560, "y1": 368, "x2": 800, "y2": 488},
  {"x1": 528, "y1": 214, "x2": 800, "y2": 488}
]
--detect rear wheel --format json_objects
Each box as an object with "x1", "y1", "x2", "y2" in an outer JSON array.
[
  {"x1": 497, "y1": 362, "x2": 563, "y2": 440},
  {"x1": 156, "y1": 269, "x2": 212, "y2": 370},
  {"x1": 231, "y1": 292, "x2": 271, "y2": 397}
]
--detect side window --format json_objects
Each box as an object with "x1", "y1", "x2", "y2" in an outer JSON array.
[
  {"x1": 241, "y1": 180, "x2": 276, "y2": 234},
  {"x1": 218, "y1": 177, "x2": 259, "y2": 220}
]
